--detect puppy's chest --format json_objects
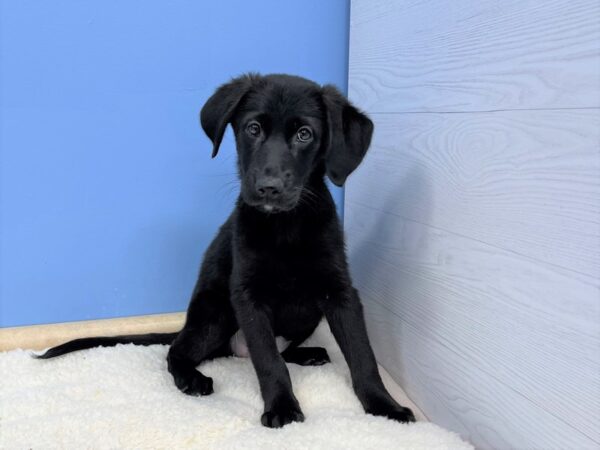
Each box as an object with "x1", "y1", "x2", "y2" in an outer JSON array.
[
  {"x1": 256, "y1": 251, "x2": 319, "y2": 292},
  {"x1": 240, "y1": 221, "x2": 330, "y2": 294}
]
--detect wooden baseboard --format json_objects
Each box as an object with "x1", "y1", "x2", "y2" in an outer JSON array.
[{"x1": 0, "y1": 312, "x2": 186, "y2": 352}]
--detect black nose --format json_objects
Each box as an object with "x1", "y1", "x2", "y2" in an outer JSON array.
[{"x1": 256, "y1": 176, "x2": 284, "y2": 198}]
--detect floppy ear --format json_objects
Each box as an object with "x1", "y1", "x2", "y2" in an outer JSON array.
[
  {"x1": 200, "y1": 74, "x2": 256, "y2": 158},
  {"x1": 321, "y1": 85, "x2": 374, "y2": 186}
]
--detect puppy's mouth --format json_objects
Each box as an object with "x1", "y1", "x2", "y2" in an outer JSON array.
[
  {"x1": 255, "y1": 199, "x2": 297, "y2": 214},
  {"x1": 261, "y1": 203, "x2": 279, "y2": 213},
  {"x1": 242, "y1": 189, "x2": 301, "y2": 214}
]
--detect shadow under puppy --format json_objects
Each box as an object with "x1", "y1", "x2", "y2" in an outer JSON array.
[{"x1": 37, "y1": 73, "x2": 415, "y2": 428}]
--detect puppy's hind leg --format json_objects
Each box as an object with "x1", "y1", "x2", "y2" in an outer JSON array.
[
  {"x1": 279, "y1": 310, "x2": 330, "y2": 366},
  {"x1": 167, "y1": 290, "x2": 235, "y2": 396},
  {"x1": 282, "y1": 346, "x2": 330, "y2": 366}
]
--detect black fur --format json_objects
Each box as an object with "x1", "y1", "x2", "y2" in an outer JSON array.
[
  {"x1": 33, "y1": 333, "x2": 177, "y2": 359},
  {"x1": 37, "y1": 74, "x2": 415, "y2": 427}
]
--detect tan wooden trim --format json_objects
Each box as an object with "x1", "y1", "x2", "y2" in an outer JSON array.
[{"x1": 0, "y1": 312, "x2": 186, "y2": 352}]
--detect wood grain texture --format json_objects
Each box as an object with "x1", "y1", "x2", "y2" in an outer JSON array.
[
  {"x1": 344, "y1": 108, "x2": 600, "y2": 447},
  {"x1": 348, "y1": 110, "x2": 600, "y2": 277},
  {"x1": 345, "y1": 210, "x2": 599, "y2": 448},
  {"x1": 344, "y1": 111, "x2": 600, "y2": 448},
  {"x1": 364, "y1": 304, "x2": 599, "y2": 449},
  {"x1": 349, "y1": 0, "x2": 600, "y2": 112},
  {"x1": 347, "y1": 2, "x2": 600, "y2": 446}
]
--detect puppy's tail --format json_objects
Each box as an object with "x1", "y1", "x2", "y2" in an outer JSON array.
[{"x1": 32, "y1": 332, "x2": 178, "y2": 359}]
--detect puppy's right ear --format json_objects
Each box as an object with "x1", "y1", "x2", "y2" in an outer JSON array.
[
  {"x1": 321, "y1": 85, "x2": 374, "y2": 186},
  {"x1": 200, "y1": 74, "x2": 256, "y2": 158}
]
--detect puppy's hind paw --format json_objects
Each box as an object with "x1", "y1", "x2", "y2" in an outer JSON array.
[{"x1": 282, "y1": 346, "x2": 330, "y2": 366}]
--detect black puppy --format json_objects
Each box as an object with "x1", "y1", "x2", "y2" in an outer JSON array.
[{"x1": 37, "y1": 74, "x2": 415, "y2": 428}]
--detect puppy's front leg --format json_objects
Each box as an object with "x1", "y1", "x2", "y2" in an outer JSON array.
[
  {"x1": 319, "y1": 287, "x2": 416, "y2": 423},
  {"x1": 231, "y1": 286, "x2": 304, "y2": 428}
]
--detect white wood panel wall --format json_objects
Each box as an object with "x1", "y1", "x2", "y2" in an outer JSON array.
[{"x1": 346, "y1": 1, "x2": 600, "y2": 448}]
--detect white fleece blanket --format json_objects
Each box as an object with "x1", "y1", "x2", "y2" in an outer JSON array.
[{"x1": 0, "y1": 322, "x2": 472, "y2": 449}]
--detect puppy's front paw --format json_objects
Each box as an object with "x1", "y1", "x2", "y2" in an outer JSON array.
[
  {"x1": 382, "y1": 406, "x2": 416, "y2": 423},
  {"x1": 368, "y1": 405, "x2": 416, "y2": 423},
  {"x1": 174, "y1": 372, "x2": 214, "y2": 396},
  {"x1": 261, "y1": 401, "x2": 305, "y2": 428}
]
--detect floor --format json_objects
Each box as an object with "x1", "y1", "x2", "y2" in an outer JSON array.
[{"x1": 0, "y1": 321, "x2": 472, "y2": 449}]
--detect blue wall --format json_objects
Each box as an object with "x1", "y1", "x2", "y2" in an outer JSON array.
[{"x1": 0, "y1": 0, "x2": 349, "y2": 327}]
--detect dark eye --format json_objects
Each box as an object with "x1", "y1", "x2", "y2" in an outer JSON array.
[
  {"x1": 246, "y1": 122, "x2": 261, "y2": 137},
  {"x1": 297, "y1": 126, "x2": 313, "y2": 142}
]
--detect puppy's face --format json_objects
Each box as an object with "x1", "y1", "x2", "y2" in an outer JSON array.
[
  {"x1": 232, "y1": 85, "x2": 325, "y2": 212},
  {"x1": 200, "y1": 74, "x2": 373, "y2": 213}
]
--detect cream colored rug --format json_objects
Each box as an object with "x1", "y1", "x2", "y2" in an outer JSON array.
[{"x1": 0, "y1": 322, "x2": 472, "y2": 449}]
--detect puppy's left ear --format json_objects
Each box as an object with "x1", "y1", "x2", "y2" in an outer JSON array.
[
  {"x1": 321, "y1": 85, "x2": 374, "y2": 186},
  {"x1": 200, "y1": 74, "x2": 256, "y2": 158}
]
